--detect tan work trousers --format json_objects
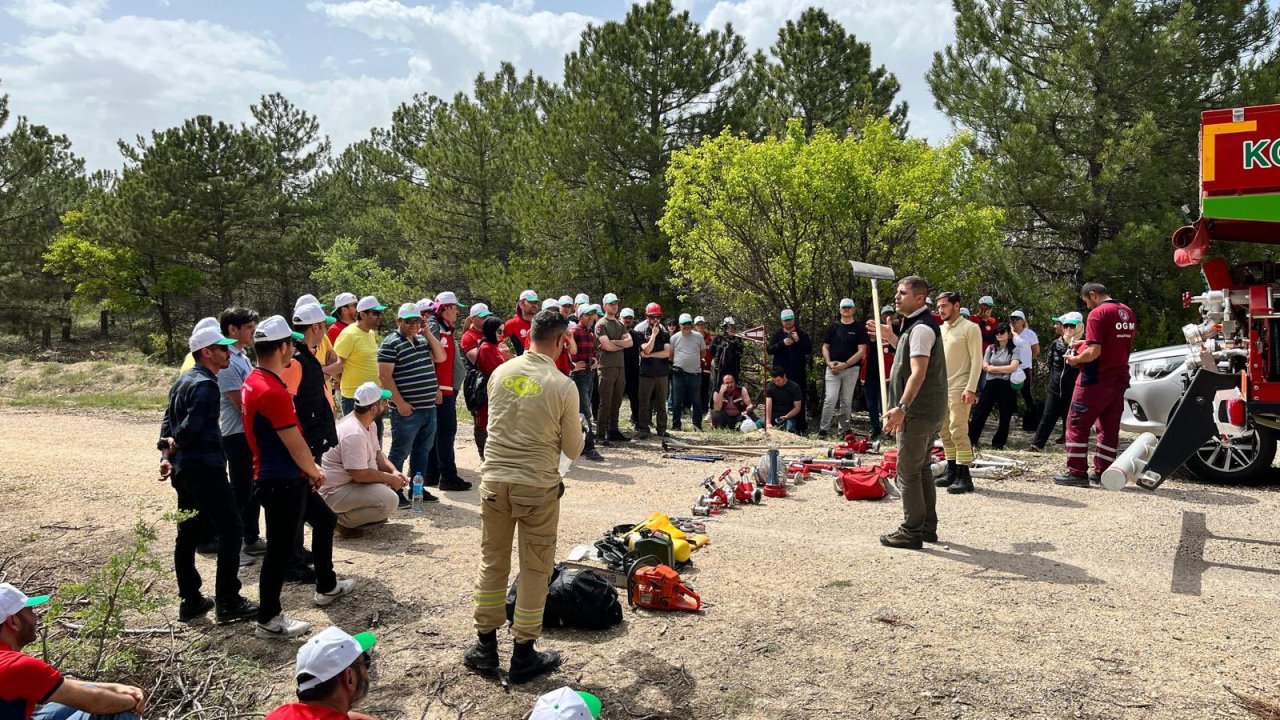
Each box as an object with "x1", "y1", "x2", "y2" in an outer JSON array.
[
  {"x1": 473, "y1": 480, "x2": 561, "y2": 641},
  {"x1": 938, "y1": 387, "x2": 975, "y2": 465},
  {"x1": 597, "y1": 366, "x2": 625, "y2": 436},
  {"x1": 322, "y1": 482, "x2": 398, "y2": 528}
]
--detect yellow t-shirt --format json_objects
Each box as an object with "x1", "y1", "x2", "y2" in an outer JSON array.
[
  {"x1": 178, "y1": 352, "x2": 196, "y2": 375},
  {"x1": 334, "y1": 324, "x2": 379, "y2": 398}
]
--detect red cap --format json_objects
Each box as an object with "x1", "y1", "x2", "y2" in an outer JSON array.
[{"x1": 645, "y1": 302, "x2": 662, "y2": 316}]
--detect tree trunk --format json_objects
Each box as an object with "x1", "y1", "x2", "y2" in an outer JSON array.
[
  {"x1": 41, "y1": 323, "x2": 51, "y2": 348},
  {"x1": 100, "y1": 310, "x2": 109, "y2": 337}
]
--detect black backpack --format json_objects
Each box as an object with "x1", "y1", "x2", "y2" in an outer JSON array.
[
  {"x1": 462, "y1": 352, "x2": 489, "y2": 413},
  {"x1": 505, "y1": 564, "x2": 623, "y2": 630}
]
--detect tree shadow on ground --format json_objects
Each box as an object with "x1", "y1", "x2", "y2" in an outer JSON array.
[
  {"x1": 923, "y1": 541, "x2": 1104, "y2": 585},
  {"x1": 979, "y1": 487, "x2": 1088, "y2": 509}
]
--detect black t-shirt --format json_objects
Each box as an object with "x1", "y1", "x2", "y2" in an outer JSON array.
[
  {"x1": 824, "y1": 320, "x2": 869, "y2": 365},
  {"x1": 639, "y1": 326, "x2": 671, "y2": 377},
  {"x1": 765, "y1": 380, "x2": 802, "y2": 418}
]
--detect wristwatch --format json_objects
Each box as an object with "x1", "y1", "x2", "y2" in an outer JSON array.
[{"x1": 896, "y1": 401, "x2": 911, "y2": 413}]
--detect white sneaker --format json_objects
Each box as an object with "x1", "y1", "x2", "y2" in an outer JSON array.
[
  {"x1": 255, "y1": 613, "x2": 311, "y2": 639},
  {"x1": 314, "y1": 578, "x2": 356, "y2": 607}
]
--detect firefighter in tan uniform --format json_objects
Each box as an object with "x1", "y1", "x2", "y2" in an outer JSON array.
[
  {"x1": 935, "y1": 292, "x2": 983, "y2": 493},
  {"x1": 463, "y1": 310, "x2": 584, "y2": 684}
]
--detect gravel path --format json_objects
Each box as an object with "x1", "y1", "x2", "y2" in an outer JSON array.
[{"x1": 1, "y1": 408, "x2": 1277, "y2": 719}]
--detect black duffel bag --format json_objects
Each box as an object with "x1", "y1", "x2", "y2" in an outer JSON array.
[{"x1": 505, "y1": 564, "x2": 623, "y2": 630}]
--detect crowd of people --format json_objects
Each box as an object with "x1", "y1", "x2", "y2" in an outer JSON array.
[{"x1": 0, "y1": 278, "x2": 1136, "y2": 720}]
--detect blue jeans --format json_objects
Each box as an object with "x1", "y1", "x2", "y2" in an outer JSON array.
[
  {"x1": 773, "y1": 418, "x2": 797, "y2": 432},
  {"x1": 388, "y1": 407, "x2": 437, "y2": 479},
  {"x1": 34, "y1": 702, "x2": 139, "y2": 720},
  {"x1": 341, "y1": 397, "x2": 384, "y2": 445},
  {"x1": 671, "y1": 370, "x2": 704, "y2": 429},
  {"x1": 427, "y1": 393, "x2": 458, "y2": 483},
  {"x1": 571, "y1": 370, "x2": 596, "y2": 433}
]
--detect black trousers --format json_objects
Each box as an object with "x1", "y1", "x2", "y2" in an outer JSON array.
[
  {"x1": 172, "y1": 466, "x2": 243, "y2": 605},
  {"x1": 427, "y1": 393, "x2": 458, "y2": 483},
  {"x1": 254, "y1": 477, "x2": 337, "y2": 622},
  {"x1": 1033, "y1": 387, "x2": 1071, "y2": 447},
  {"x1": 625, "y1": 369, "x2": 640, "y2": 425},
  {"x1": 969, "y1": 380, "x2": 1016, "y2": 449},
  {"x1": 223, "y1": 433, "x2": 261, "y2": 543}
]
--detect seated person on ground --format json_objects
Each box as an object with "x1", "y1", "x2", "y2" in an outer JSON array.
[
  {"x1": 0, "y1": 583, "x2": 145, "y2": 720},
  {"x1": 265, "y1": 626, "x2": 379, "y2": 720},
  {"x1": 320, "y1": 382, "x2": 409, "y2": 538},
  {"x1": 711, "y1": 374, "x2": 755, "y2": 429},
  {"x1": 764, "y1": 366, "x2": 803, "y2": 433}
]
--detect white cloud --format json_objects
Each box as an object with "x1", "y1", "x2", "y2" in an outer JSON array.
[
  {"x1": 7, "y1": 0, "x2": 107, "y2": 29},
  {"x1": 704, "y1": 0, "x2": 957, "y2": 141}
]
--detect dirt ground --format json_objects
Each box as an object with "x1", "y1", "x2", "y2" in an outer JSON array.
[{"x1": 1, "y1": 406, "x2": 1278, "y2": 719}]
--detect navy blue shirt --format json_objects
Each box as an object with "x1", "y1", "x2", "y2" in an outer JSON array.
[{"x1": 160, "y1": 365, "x2": 227, "y2": 474}]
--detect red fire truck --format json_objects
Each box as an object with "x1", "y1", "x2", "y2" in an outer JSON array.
[{"x1": 1112, "y1": 104, "x2": 1280, "y2": 489}]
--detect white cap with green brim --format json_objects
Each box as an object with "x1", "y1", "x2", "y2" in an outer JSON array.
[
  {"x1": 520, "y1": 289, "x2": 539, "y2": 303},
  {"x1": 679, "y1": 313, "x2": 693, "y2": 324},
  {"x1": 397, "y1": 303, "x2": 422, "y2": 320},
  {"x1": 979, "y1": 296, "x2": 994, "y2": 306},
  {"x1": 1060, "y1": 311, "x2": 1084, "y2": 326},
  {"x1": 295, "y1": 626, "x2": 378, "y2": 692},
  {"x1": 255, "y1": 315, "x2": 304, "y2": 343},
  {"x1": 334, "y1": 292, "x2": 357, "y2": 309},
  {"x1": 189, "y1": 326, "x2": 237, "y2": 352},
  {"x1": 293, "y1": 303, "x2": 334, "y2": 326},
  {"x1": 353, "y1": 381, "x2": 392, "y2": 407},
  {"x1": 620, "y1": 308, "x2": 635, "y2": 319},
  {"x1": 559, "y1": 295, "x2": 573, "y2": 306},
  {"x1": 469, "y1": 303, "x2": 492, "y2": 319},
  {"x1": 542, "y1": 298, "x2": 560, "y2": 311},
  {"x1": 574, "y1": 293, "x2": 590, "y2": 305},
  {"x1": 1010, "y1": 310, "x2": 1026, "y2": 320},
  {"x1": 357, "y1": 296, "x2": 387, "y2": 313},
  {"x1": 194, "y1": 317, "x2": 219, "y2": 333},
  {"x1": 0, "y1": 582, "x2": 50, "y2": 623},
  {"x1": 603, "y1": 293, "x2": 619, "y2": 305},
  {"x1": 295, "y1": 294, "x2": 321, "y2": 311},
  {"x1": 839, "y1": 298, "x2": 855, "y2": 308},
  {"x1": 780, "y1": 309, "x2": 795, "y2": 321}
]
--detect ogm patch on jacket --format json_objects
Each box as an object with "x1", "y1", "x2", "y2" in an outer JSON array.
[{"x1": 502, "y1": 375, "x2": 544, "y2": 398}]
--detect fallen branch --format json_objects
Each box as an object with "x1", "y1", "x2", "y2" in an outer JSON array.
[
  {"x1": 1228, "y1": 686, "x2": 1280, "y2": 720},
  {"x1": 56, "y1": 618, "x2": 186, "y2": 636}
]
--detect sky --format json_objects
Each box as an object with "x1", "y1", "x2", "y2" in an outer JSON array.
[{"x1": 0, "y1": 0, "x2": 958, "y2": 171}]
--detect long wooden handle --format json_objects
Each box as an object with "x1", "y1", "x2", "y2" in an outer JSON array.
[{"x1": 871, "y1": 280, "x2": 890, "y2": 420}]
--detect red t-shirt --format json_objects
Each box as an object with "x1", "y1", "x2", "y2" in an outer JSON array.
[
  {"x1": 264, "y1": 702, "x2": 349, "y2": 720},
  {"x1": 503, "y1": 315, "x2": 532, "y2": 354},
  {"x1": 460, "y1": 327, "x2": 483, "y2": 359},
  {"x1": 433, "y1": 322, "x2": 458, "y2": 394},
  {"x1": 974, "y1": 315, "x2": 998, "y2": 351},
  {"x1": 0, "y1": 641, "x2": 63, "y2": 720},
  {"x1": 476, "y1": 341, "x2": 506, "y2": 378},
  {"x1": 555, "y1": 344, "x2": 572, "y2": 376},
  {"x1": 1081, "y1": 299, "x2": 1136, "y2": 386},
  {"x1": 242, "y1": 368, "x2": 302, "y2": 480},
  {"x1": 325, "y1": 320, "x2": 348, "y2": 348}
]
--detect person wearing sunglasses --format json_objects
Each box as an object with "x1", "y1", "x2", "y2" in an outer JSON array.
[
  {"x1": 335, "y1": 296, "x2": 387, "y2": 433},
  {"x1": 968, "y1": 322, "x2": 1021, "y2": 452}
]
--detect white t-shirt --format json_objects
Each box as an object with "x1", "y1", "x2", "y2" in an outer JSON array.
[
  {"x1": 1016, "y1": 328, "x2": 1038, "y2": 368},
  {"x1": 319, "y1": 413, "x2": 380, "y2": 496},
  {"x1": 906, "y1": 308, "x2": 936, "y2": 357}
]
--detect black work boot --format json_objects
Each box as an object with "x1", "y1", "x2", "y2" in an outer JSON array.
[
  {"x1": 509, "y1": 639, "x2": 562, "y2": 684},
  {"x1": 947, "y1": 465, "x2": 974, "y2": 494},
  {"x1": 463, "y1": 630, "x2": 500, "y2": 672},
  {"x1": 936, "y1": 459, "x2": 957, "y2": 488}
]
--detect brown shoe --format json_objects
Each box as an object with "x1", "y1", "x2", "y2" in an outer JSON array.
[
  {"x1": 335, "y1": 524, "x2": 365, "y2": 540},
  {"x1": 879, "y1": 531, "x2": 923, "y2": 549}
]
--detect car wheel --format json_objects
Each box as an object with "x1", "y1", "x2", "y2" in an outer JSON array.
[{"x1": 1184, "y1": 424, "x2": 1277, "y2": 484}]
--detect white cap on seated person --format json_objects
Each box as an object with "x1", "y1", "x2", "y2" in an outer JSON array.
[{"x1": 353, "y1": 381, "x2": 392, "y2": 409}]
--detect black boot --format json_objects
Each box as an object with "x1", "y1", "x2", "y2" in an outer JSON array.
[
  {"x1": 509, "y1": 639, "x2": 562, "y2": 684},
  {"x1": 463, "y1": 630, "x2": 500, "y2": 672},
  {"x1": 947, "y1": 464, "x2": 974, "y2": 494},
  {"x1": 935, "y1": 459, "x2": 957, "y2": 488}
]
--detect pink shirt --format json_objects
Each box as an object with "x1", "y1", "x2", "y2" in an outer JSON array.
[{"x1": 319, "y1": 412, "x2": 380, "y2": 496}]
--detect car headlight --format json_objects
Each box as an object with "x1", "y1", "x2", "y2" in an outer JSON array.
[{"x1": 1131, "y1": 356, "x2": 1185, "y2": 380}]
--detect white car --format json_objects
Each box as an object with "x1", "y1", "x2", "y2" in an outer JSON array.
[{"x1": 1121, "y1": 345, "x2": 1276, "y2": 483}]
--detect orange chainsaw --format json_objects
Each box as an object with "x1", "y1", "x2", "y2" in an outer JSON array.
[{"x1": 626, "y1": 561, "x2": 701, "y2": 612}]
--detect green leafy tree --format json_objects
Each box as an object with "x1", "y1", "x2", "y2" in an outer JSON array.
[
  {"x1": 0, "y1": 87, "x2": 87, "y2": 345},
  {"x1": 661, "y1": 119, "x2": 1005, "y2": 329},
  {"x1": 394, "y1": 64, "x2": 543, "y2": 293},
  {"x1": 739, "y1": 8, "x2": 907, "y2": 138},
  {"x1": 520, "y1": 0, "x2": 750, "y2": 304},
  {"x1": 311, "y1": 237, "x2": 415, "y2": 308},
  {"x1": 928, "y1": 0, "x2": 1276, "y2": 343}
]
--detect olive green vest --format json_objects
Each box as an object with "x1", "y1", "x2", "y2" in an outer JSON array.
[{"x1": 889, "y1": 311, "x2": 948, "y2": 425}]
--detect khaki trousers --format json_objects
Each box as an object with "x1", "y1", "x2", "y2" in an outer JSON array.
[
  {"x1": 596, "y1": 366, "x2": 625, "y2": 435},
  {"x1": 322, "y1": 482, "x2": 398, "y2": 528},
  {"x1": 938, "y1": 387, "x2": 975, "y2": 465},
  {"x1": 473, "y1": 480, "x2": 561, "y2": 641}
]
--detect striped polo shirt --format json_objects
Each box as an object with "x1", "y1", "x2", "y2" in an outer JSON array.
[{"x1": 377, "y1": 329, "x2": 439, "y2": 410}]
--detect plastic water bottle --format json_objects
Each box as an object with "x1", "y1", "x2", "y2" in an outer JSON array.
[{"x1": 411, "y1": 473, "x2": 424, "y2": 515}]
